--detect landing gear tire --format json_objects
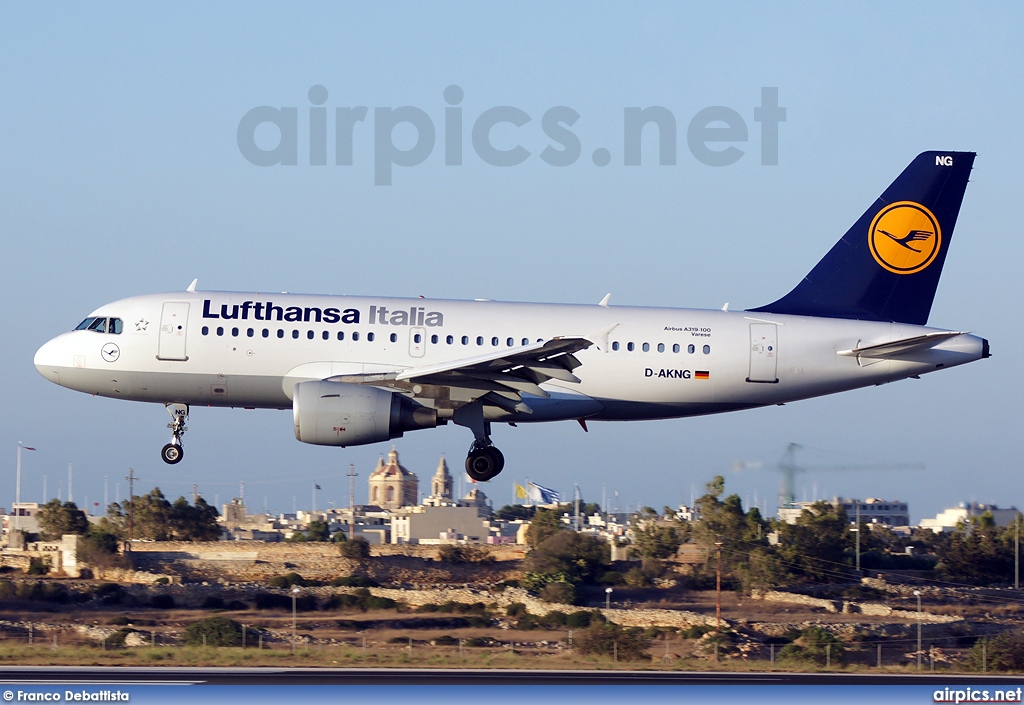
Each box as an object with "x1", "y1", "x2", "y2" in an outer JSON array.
[
  {"x1": 465, "y1": 445, "x2": 504, "y2": 482},
  {"x1": 161, "y1": 443, "x2": 184, "y2": 465}
]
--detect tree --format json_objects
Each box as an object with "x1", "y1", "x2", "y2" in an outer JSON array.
[
  {"x1": 525, "y1": 507, "x2": 564, "y2": 547},
  {"x1": 77, "y1": 527, "x2": 128, "y2": 569},
  {"x1": 305, "y1": 520, "x2": 330, "y2": 542},
  {"x1": 937, "y1": 515, "x2": 1015, "y2": 585},
  {"x1": 576, "y1": 621, "x2": 651, "y2": 661},
  {"x1": 776, "y1": 501, "x2": 851, "y2": 581},
  {"x1": 495, "y1": 504, "x2": 536, "y2": 521},
  {"x1": 631, "y1": 520, "x2": 683, "y2": 560},
  {"x1": 183, "y1": 616, "x2": 257, "y2": 647},
  {"x1": 100, "y1": 488, "x2": 220, "y2": 541},
  {"x1": 36, "y1": 500, "x2": 89, "y2": 540},
  {"x1": 524, "y1": 530, "x2": 609, "y2": 584},
  {"x1": 339, "y1": 536, "x2": 370, "y2": 560}
]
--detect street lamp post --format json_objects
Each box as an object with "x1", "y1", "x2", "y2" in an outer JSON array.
[
  {"x1": 292, "y1": 586, "x2": 300, "y2": 654},
  {"x1": 914, "y1": 590, "x2": 922, "y2": 670},
  {"x1": 14, "y1": 443, "x2": 36, "y2": 541},
  {"x1": 715, "y1": 538, "x2": 724, "y2": 632},
  {"x1": 605, "y1": 587, "x2": 613, "y2": 610}
]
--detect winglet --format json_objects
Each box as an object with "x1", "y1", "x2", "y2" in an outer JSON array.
[
  {"x1": 598, "y1": 293, "x2": 611, "y2": 307},
  {"x1": 722, "y1": 302, "x2": 729, "y2": 312},
  {"x1": 186, "y1": 279, "x2": 199, "y2": 293}
]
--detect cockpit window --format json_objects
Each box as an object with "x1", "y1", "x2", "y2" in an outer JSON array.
[{"x1": 74, "y1": 317, "x2": 122, "y2": 334}]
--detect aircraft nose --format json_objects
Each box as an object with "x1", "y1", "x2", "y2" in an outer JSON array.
[{"x1": 34, "y1": 337, "x2": 66, "y2": 385}]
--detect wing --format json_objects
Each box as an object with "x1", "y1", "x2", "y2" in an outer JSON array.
[{"x1": 326, "y1": 327, "x2": 614, "y2": 416}]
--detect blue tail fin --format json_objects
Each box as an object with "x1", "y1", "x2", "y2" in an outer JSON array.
[{"x1": 750, "y1": 151, "x2": 975, "y2": 325}]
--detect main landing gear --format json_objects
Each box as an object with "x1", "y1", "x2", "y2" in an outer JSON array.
[
  {"x1": 161, "y1": 403, "x2": 189, "y2": 465},
  {"x1": 465, "y1": 439, "x2": 504, "y2": 483}
]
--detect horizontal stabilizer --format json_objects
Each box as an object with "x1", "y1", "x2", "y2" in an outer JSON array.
[{"x1": 837, "y1": 331, "x2": 968, "y2": 360}]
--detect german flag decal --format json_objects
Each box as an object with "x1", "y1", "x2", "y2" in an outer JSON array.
[{"x1": 695, "y1": 370, "x2": 710, "y2": 380}]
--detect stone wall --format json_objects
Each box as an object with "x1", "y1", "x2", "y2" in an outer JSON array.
[
  {"x1": 333, "y1": 585, "x2": 717, "y2": 628},
  {"x1": 752, "y1": 589, "x2": 962, "y2": 624},
  {"x1": 124, "y1": 540, "x2": 523, "y2": 585}
]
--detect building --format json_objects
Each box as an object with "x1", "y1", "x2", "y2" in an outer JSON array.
[
  {"x1": 919, "y1": 502, "x2": 1021, "y2": 533},
  {"x1": 368, "y1": 448, "x2": 419, "y2": 510},
  {"x1": 422, "y1": 456, "x2": 454, "y2": 507},
  {"x1": 391, "y1": 505, "x2": 492, "y2": 544},
  {"x1": 778, "y1": 497, "x2": 909, "y2": 527},
  {"x1": 836, "y1": 498, "x2": 910, "y2": 528}
]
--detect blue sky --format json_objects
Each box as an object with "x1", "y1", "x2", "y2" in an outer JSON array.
[{"x1": 1, "y1": 3, "x2": 1021, "y2": 522}]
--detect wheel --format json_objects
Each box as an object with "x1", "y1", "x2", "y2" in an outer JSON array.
[
  {"x1": 465, "y1": 446, "x2": 504, "y2": 482},
  {"x1": 161, "y1": 443, "x2": 184, "y2": 465}
]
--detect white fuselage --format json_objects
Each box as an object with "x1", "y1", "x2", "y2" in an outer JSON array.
[{"x1": 34, "y1": 291, "x2": 986, "y2": 428}]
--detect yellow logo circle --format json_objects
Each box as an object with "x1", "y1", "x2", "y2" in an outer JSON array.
[{"x1": 868, "y1": 201, "x2": 941, "y2": 275}]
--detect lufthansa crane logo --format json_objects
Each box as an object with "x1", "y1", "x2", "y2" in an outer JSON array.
[{"x1": 868, "y1": 201, "x2": 941, "y2": 275}]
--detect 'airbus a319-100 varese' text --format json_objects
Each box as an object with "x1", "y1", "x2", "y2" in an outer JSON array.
[{"x1": 34, "y1": 151, "x2": 989, "y2": 481}]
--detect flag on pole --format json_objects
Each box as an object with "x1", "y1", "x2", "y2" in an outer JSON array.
[
  {"x1": 314, "y1": 484, "x2": 321, "y2": 490},
  {"x1": 514, "y1": 483, "x2": 527, "y2": 500},
  {"x1": 22, "y1": 447, "x2": 36, "y2": 451},
  {"x1": 527, "y1": 481, "x2": 560, "y2": 504}
]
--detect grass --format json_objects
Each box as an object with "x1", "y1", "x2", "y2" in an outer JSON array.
[{"x1": 0, "y1": 641, "x2": 994, "y2": 672}]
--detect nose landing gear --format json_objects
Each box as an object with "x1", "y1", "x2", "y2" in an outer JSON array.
[{"x1": 161, "y1": 403, "x2": 188, "y2": 465}]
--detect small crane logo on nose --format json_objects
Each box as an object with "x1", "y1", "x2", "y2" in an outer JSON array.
[{"x1": 101, "y1": 343, "x2": 120, "y2": 362}]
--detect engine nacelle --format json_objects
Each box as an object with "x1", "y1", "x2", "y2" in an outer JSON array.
[{"x1": 292, "y1": 380, "x2": 438, "y2": 447}]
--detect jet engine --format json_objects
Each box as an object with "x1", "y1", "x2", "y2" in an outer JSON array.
[{"x1": 292, "y1": 380, "x2": 438, "y2": 446}]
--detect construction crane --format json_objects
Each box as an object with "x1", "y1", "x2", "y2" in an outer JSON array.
[{"x1": 734, "y1": 443, "x2": 924, "y2": 516}]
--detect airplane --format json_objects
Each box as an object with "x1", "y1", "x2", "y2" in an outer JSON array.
[{"x1": 34, "y1": 151, "x2": 988, "y2": 482}]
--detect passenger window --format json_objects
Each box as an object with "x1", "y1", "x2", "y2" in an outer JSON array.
[
  {"x1": 337, "y1": 331, "x2": 345, "y2": 341},
  {"x1": 247, "y1": 328, "x2": 255, "y2": 338},
  {"x1": 461, "y1": 336, "x2": 469, "y2": 345},
  {"x1": 109, "y1": 318, "x2": 123, "y2": 334},
  {"x1": 277, "y1": 329, "x2": 284, "y2": 338},
  {"x1": 522, "y1": 338, "x2": 529, "y2": 346},
  {"x1": 216, "y1": 327, "x2": 224, "y2": 336},
  {"x1": 390, "y1": 333, "x2": 398, "y2": 343},
  {"x1": 688, "y1": 344, "x2": 695, "y2": 354},
  {"x1": 506, "y1": 337, "x2": 513, "y2": 346},
  {"x1": 292, "y1": 330, "x2": 299, "y2": 339},
  {"x1": 262, "y1": 329, "x2": 269, "y2": 338},
  {"x1": 306, "y1": 330, "x2": 314, "y2": 340},
  {"x1": 367, "y1": 332, "x2": 375, "y2": 342},
  {"x1": 642, "y1": 343, "x2": 650, "y2": 352},
  {"x1": 672, "y1": 343, "x2": 680, "y2": 353},
  {"x1": 430, "y1": 334, "x2": 437, "y2": 344},
  {"x1": 322, "y1": 331, "x2": 329, "y2": 340},
  {"x1": 232, "y1": 327, "x2": 239, "y2": 337},
  {"x1": 415, "y1": 333, "x2": 423, "y2": 344},
  {"x1": 703, "y1": 345, "x2": 711, "y2": 354},
  {"x1": 202, "y1": 326, "x2": 209, "y2": 336},
  {"x1": 612, "y1": 341, "x2": 619, "y2": 351},
  {"x1": 353, "y1": 332, "x2": 360, "y2": 341},
  {"x1": 627, "y1": 342, "x2": 635, "y2": 352},
  {"x1": 446, "y1": 335, "x2": 454, "y2": 344},
  {"x1": 657, "y1": 343, "x2": 665, "y2": 353},
  {"x1": 491, "y1": 337, "x2": 499, "y2": 346},
  {"x1": 476, "y1": 336, "x2": 483, "y2": 346}
]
